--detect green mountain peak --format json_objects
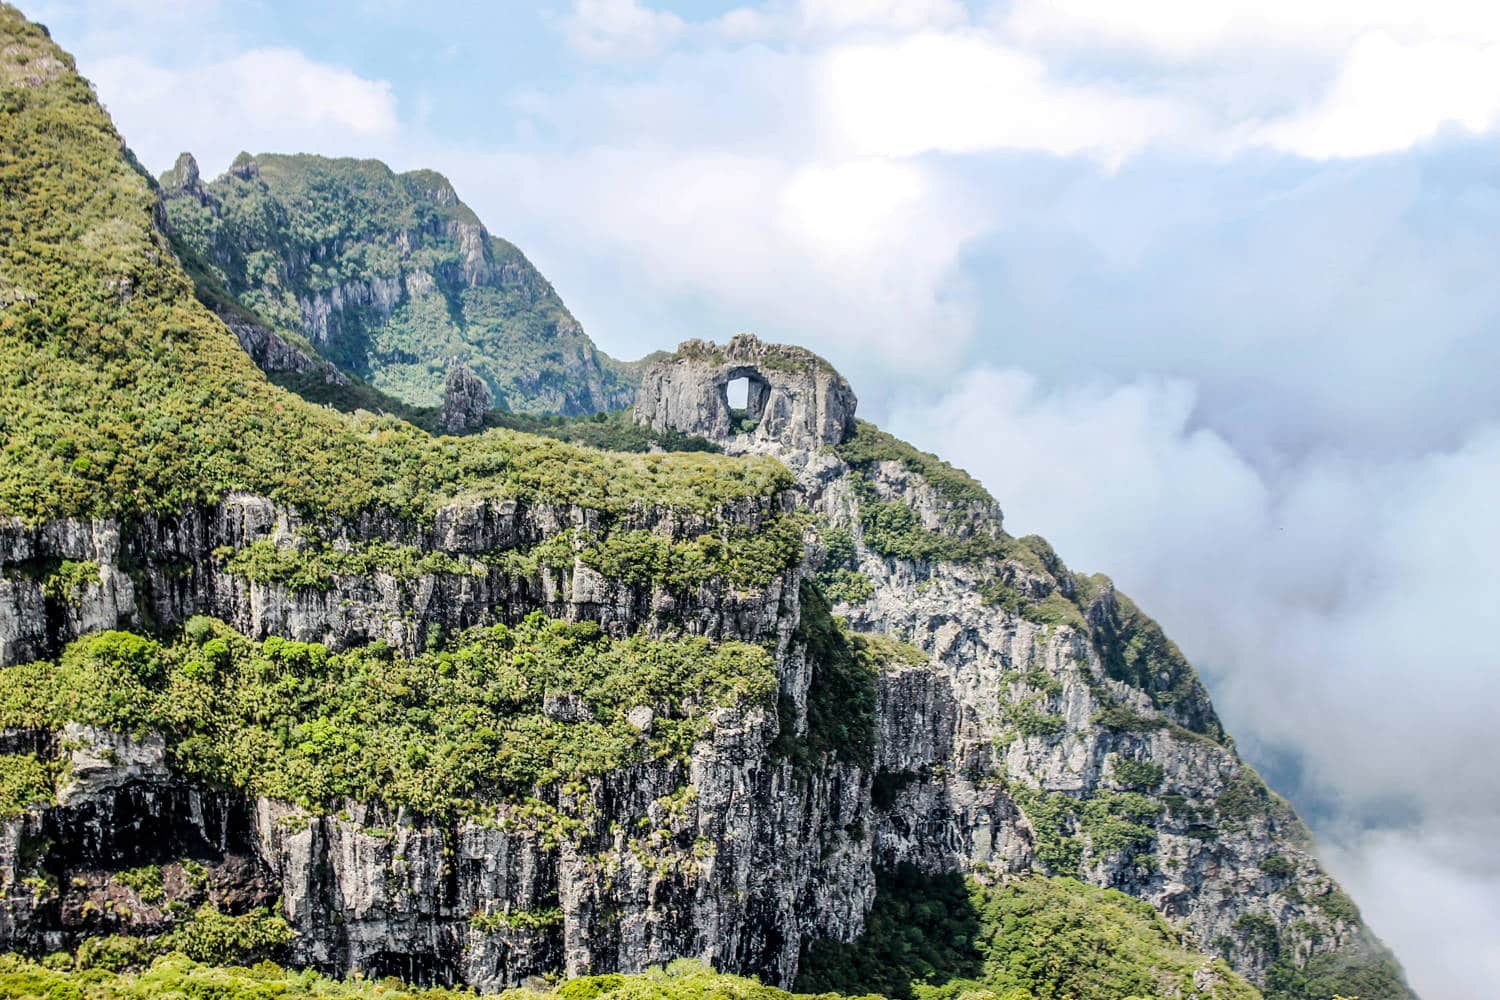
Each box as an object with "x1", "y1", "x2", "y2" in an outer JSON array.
[{"x1": 159, "y1": 149, "x2": 637, "y2": 416}]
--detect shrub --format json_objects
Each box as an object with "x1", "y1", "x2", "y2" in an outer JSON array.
[
  {"x1": 1259, "y1": 855, "x2": 1296, "y2": 878},
  {"x1": 162, "y1": 904, "x2": 295, "y2": 965},
  {"x1": 1, "y1": 614, "x2": 777, "y2": 820},
  {"x1": 0, "y1": 753, "x2": 53, "y2": 819},
  {"x1": 799, "y1": 867, "x2": 1259, "y2": 1000},
  {"x1": 114, "y1": 865, "x2": 164, "y2": 902},
  {"x1": 1110, "y1": 757, "x2": 1165, "y2": 791}
]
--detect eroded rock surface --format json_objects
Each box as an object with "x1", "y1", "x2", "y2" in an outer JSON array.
[
  {"x1": 633, "y1": 335, "x2": 857, "y2": 454},
  {"x1": 0, "y1": 338, "x2": 1408, "y2": 996}
]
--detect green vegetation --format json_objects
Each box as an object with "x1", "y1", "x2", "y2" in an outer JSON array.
[
  {"x1": 40, "y1": 560, "x2": 98, "y2": 604},
  {"x1": 0, "y1": 955, "x2": 881, "y2": 1000},
  {"x1": 849, "y1": 484, "x2": 1004, "y2": 565},
  {"x1": 114, "y1": 866, "x2": 164, "y2": 903},
  {"x1": 1088, "y1": 586, "x2": 1224, "y2": 741},
  {"x1": 0, "y1": 753, "x2": 54, "y2": 819},
  {"x1": 161, "y1": 149, "x2": 635, "y2": 415},
  {"x1": 1314, "y1": 888, "x2": 1361, "y2": 925},
  {"x1": 0, "y1": 13, "x2": 788, "y2": 530},
  {"x1": 162, "y1": 905, "x2": 295, "y2": 966},
  {"x1": 1234, "y1": 913, "x2": 1281, "y2": 954},
  {"x1": 224, "y1": 540, "x2": 485, "y2": 590},
  {"x1": 1007, "y1": 788, "x2": 1163, "y2": 877},
  {"x1": 1109, "y1": 756, "x2": 1165, "y2": 791},
  {"x1": 484, "y1": 408, "x2": 718, "y2": 454},
  {"x1": 470, "y1": 906, "x2": 565, "y2": 934},
  {"x1": 1001, "y1": 698, "x2": 1064, "y2": 739},
  {"x1": 1091, "y1": 705, "x2": 1166, "y2": 733},
  {"x1": 568, "y1": 517, "x2": 805, "y2": 593},
  {"x1": 1008, "y1": 788, "x2": 1083, "y2": 876},
  {"x1": 830, "y1": 422, "x2": 1009, "y2": 566},
  {"x1": 1266, "y1": 950, "x2": 1410, "y2": 1000},
  {"x1": 0, "y1": 616, "x2": 776, "y2": 819},
  {"x1": 13, "y1": 904, "x2": 292, "y2": 978},
  {"x1": 1259, "y1": 855, "x2": 1296, "y2": 878},
  {"x1": 797, "y1": 865, "x2": 981, "y2": 1000},
  {"x1": 815, "y1": 525, "x2": 873, "y2": 605},
  {"x1": 798, "y1": 865, "x2": 1259, "y2": 1000},
  {"x1": 819, "y1": 569, "x2": 873, "y2": 605},
  {"x1": 775, "y1": 582, "x2": 926, "y2": 770},
  {"x1": 1216, "y1": 769, "x2": 1272, "y2": 825},
  {"x1": 785, "y1": 584, "x2": 871, "y2": 769},
  {"x1": 834, "y1": 422, "x2": 993, "y2": 509}
]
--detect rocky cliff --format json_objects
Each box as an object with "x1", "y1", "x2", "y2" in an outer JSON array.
[
  {"x1": 0, "y1": 7, "x2": 1409, "y2": 999},
  {"x1": 0, "y1": 337, "x2": 1407, "y2": 998},
  {"x1": 159, "y1": 151, "x2": 638, "y2": 417},
  {"x1": 629, "y1": 336, "x2": 1411, "y2": 999}
]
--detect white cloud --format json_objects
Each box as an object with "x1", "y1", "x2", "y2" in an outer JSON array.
[
  {"x1": 703, "y1": 0, "x2": 968, "y2": 43},
  {"x1": 1257, "y1": 31, "x2": 1500, "y2": 158},
  {"x1": 796, "y1": 0, "x2": 968, "y2": 34},
  {"x1": 1004, "y1": 0, "x2": 1500, "y2": 58},
  {"x1": 1004, "y1": 0, "x2": 1500, "y2": 159},
  {"x1": 86, "y1": 48, "x2": 398, "y2": 175},
  {"x1": 440, "y1": 146, "x2": 986, "y2": 369},
  {"x1": 563, "y1": 0, "x2": 686, "y2": 60},
  {"x1": 888, "y1": 368, "x2": 1500, "y2": 997},
  {"x1": 819, "y1": 32, "x2": 1185, "y2": 164},
  {"x1": 1326, "y1": 824, "x2": 1500, "y2": 1000}
]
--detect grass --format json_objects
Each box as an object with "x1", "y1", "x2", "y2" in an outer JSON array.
[
  {"x1": 0, "y1": 616, "x2": 778, "y2": 819},
  {"x1": 0, "y1": 10, "x2": 788, "y2": 535},
  {"x1": 0, "y1": 956, "x2": 870, "y2": 1000},
  {"x1": 797, "y1": 865, "x2": 1260, "y2": 1000}
]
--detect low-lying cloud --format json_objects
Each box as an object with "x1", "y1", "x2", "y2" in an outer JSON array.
[{"x1": 887, "y1": 369, "x2": 1500, "y2": 999}]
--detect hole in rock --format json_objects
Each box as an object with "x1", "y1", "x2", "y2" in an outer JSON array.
[
  {"x1": 727, "y1": 376, "x2": 751, "y2": 410},
  {"x1": 723, "y1": 370, "x2": 769, "y2": 435}
]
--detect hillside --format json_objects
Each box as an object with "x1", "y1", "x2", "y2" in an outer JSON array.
[
  {"x1": 158, "y1": 149, "x2": 636, "y2": 416},
  {"x1": 0, "y1": 7, "x2": 1410, "y2": 1000}
]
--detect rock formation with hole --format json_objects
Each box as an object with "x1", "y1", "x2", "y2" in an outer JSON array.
[{"x1": 632, "y1": 335, "x2": 857, "y2": 454}]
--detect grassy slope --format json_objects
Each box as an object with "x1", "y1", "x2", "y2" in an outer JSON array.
[
  {"x1": 0, "y1": 957, "x2": 868, "y2": 1000},
  {"x1": 796, "y1": 865, "x2": 1261, "y2": 1000},
  {"x1": 0, "y1": 8, "x2": 783, "y2": 525}
]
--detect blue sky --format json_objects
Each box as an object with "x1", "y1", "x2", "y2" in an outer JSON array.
[{"x1": 27, "y1": 1, "x2": 1500, "y2": 994}]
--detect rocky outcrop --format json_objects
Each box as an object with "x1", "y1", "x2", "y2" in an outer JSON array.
[
  {"x1": 441, "y1": 362, "x2": 492, "y2": 433},
  {"x1": 0, "y1": 711, "x2": 870, "y2": 990},
  {"x1": 0, "y1": 492, "x2": 795, "y2": 668},
  {"x1": 634, "y1": 336, "x2": 857, "y2": 454},
  {"x1": 164, "y1": 152, "x2": 204, "y2": 199},
  {"x1": 220, "y1": 312, "x2": 351, "y2": 387}
]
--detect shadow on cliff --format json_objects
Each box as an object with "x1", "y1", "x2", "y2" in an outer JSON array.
[{"x1": 794, "y1": 864, "x2": 983, "y2": 1000}]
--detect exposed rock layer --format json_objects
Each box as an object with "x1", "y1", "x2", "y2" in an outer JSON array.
[{"x1": 0, "y1": 339, "x2": 1408, "y2": 996}]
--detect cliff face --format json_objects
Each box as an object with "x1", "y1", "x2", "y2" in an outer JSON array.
[
  {"x1": 0, "y1": 338, "x2": 1404, "y2": 997},
  {"x1": 0, "y1": 482, "x2": 872, "y2": 990},
  {"x1": 159, "y1": 152, "x2": 637, "y2": 417},
  {"x1": 629, "y1": 337, "x2": 1411, "y2": 998},
  {"x1": 0, "y1": 716, "x2": 870, "y2": 991},
  {"x1": 0, "y1": 7, "x2": 1407, "y2": 997}
]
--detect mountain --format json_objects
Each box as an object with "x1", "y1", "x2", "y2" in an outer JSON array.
[
  {"x1": 158, "y1": 149, "x2": 638, "y2": 416},
  {"x1": 0, "y1": 7, "x2": 1411, "y2": 1000}
]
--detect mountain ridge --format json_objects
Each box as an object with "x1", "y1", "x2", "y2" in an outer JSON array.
[
  {"x1": 158, "y1": 148, "x2": 639, "y2": 417},
  {"x1": 0, "y1": 6, "x2": 1412, "y2": 999}
]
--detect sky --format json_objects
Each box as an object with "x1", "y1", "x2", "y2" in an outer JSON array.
[{"x1": 24, "y1": 0, "x2": 1500, "y2": 994}]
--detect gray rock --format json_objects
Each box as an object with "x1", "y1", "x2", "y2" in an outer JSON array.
[
  {"x1": 633, "y1": 334, "x2": 857, "y2": 453},
  {"x1": 442, "y1": 362, "x2": 492, "y2": 434}
]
